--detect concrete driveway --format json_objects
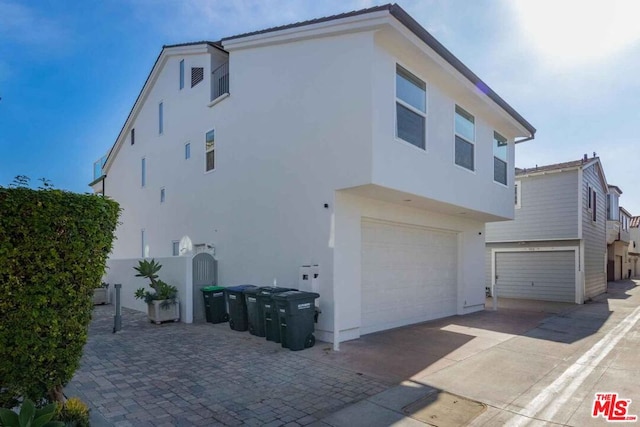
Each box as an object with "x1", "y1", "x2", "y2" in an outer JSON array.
[{"x1": 67, "y1": 280, "x2": 640, "y2": 426}]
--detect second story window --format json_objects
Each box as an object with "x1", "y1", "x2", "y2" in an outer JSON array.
[
  {"x1": 205, "y1": 129, "x2": 215, "y2": 172},
  {"x1": 141, "y1": 157, "x2": 146, "y2": 187},
  {"x1": 131, "y1": 128, "x2": 135, "y2": 145},
  {"x1": 160, "y1": 188, "x2": 165, "y2": 203},
  {"x1": 185, "y1": 142, "x2": 191, "y2": 160},
  {"x1": 455, "y1": 105, "x2": 475, "y2": 171},
  {"x1": 592, "y1": 189, "x2": 597, "y2": 222},
  {"x1": 179, "y1": 59, "x2": 185, "y2": 90},
  {"x1": 515, "y1": 181, "x2": 521, "y2": 209},
  {"x1": 395, "y1": 65, "x2": 426, "y2": 149},
  {"x1": 159, "y1": 102, "x2": 164, "y2": 135},
  {"x1": 493, "y1": 132, "x2": 507, "y2": 185}
]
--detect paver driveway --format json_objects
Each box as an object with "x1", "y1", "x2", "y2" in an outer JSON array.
[{"x1": 65, "y1": 306, "x2": 388, "y2": 426}]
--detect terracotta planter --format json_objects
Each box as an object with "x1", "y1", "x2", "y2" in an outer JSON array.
[
  {"x1": 148, "y1": 299, "x2": 180, "y2": 324},
  {"x1": 92, "y1": 287, "x2": 109, "y2": 305}
]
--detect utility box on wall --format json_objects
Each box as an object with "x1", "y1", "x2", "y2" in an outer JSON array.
[{"x1": 299, "y1": 264, "x2": 320, "y2": 308}]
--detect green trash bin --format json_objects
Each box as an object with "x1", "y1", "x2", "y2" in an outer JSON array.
[
  {"x1": 272, "y1": 291, "x2": 319, "y2": 351},
  {"x1": 201, "y1": 286, "x2": 228, "y2": 324}
]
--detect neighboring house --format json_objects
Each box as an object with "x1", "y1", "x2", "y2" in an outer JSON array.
[
  {"x1": 90, "y1": 4, "x2": 535, "y2": 343},
  {"x1": 485, "y1": 156, "x2": 607, "y2": 304},
  {"x1": 630, "y1": 216, "x2": 640, "y2": 278},
  {"x1": 606, "y1": 185, "x2": 632, "y2": 281}
]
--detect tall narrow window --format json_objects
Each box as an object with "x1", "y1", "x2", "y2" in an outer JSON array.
[
  {"x1": 455, "y1": 105, "x2": 475, "y2": 171},
  {"x1": 172, "y1": 241, "x2": 180, "y2": 256},
  {"x1": 395, "y1": 65, "x2": 426, "y2": 149},
  {"x1": 185, "y1": 142, "x2": 191, "y2": 159},
  {"x1": 205, "y1": 129, "x2": 215, "y2": 171},
  {"x1": 592, "y1": 190, "x2": 597, "y2": 221},
  {"x1": 179, "y1": 59, "x2": 185, "y2": 90},
  {"x1": 160, "y1": 188, "x2": 165, "y2": 203},
  {"x1": 141, "y1": 157, "x2": 146, "y2": 187},
  {"x1": 588, "y1": 185, "x2": 593, "y2": 210},
  {"x1": 141, "y1": 229, "x2": 146, "y2": 258},
  {"x1": 515, "y1": 181, "x2": 521, "y2": 209},
  {"x1": 159, "y1": 102, "x2": 164, "y2": 135},
  {"x1": 131, "y1": 128, "x2": 135, "y2": 145},
  {"x1": 493, "y1": 132, "x2": 507, "y2": 185}
]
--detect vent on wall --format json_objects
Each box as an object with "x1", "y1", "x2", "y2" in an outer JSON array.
[{"x1": 191, "y1": 67, "x2": 204, "y2": 87}]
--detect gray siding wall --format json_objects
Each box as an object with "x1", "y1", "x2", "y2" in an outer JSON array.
[
  {"x1": 582, "y1": 165, "x2": 607, "y2": 298},
  {"x1": 485, "y1": 240, "x2": 580, "y2": 287},
  {"x1": 485, "y1": 171, "x2": 579, "y2": 242}
]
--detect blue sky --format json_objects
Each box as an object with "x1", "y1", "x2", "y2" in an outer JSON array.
[{"x1": 1, "y1": 0, "x2": 639, "y2": 213}]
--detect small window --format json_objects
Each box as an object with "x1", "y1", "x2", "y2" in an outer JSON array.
[
  {"x1": 395, "y1": 65, "x2": 426, "y2": 149},
  {"x1": 159, "y1": 102, "x2": 164, "y2": 135},
  {"x1": 179, "y1": 59, "x2": 185, "y2": 90},
  {"x1": 160, "y1": 188, "x2": 165, "y2": 203},
  {"x1": 493, "y1": 132, "x2": 507, "y2": 185},
  {"x1": 515, "y1": 181, "x2": 521, "y2": 209},
  {"x1": 141, "y1": 157, "x2": 146, "y2": 187},
  {"x1": 592, "y1": 190, "x2": 597, "y2": 222},
  {"x1": 185, "y1": 142, "x2": 191, "y2": 160},
  {"x1": 191, "y1": 67, "x2": 204, "y2": 88},
  {"x1": 588, "y1": 185, "x2": 593, "y2": 210},
  {"x1": 172, "y1": 241, "x2": 180, "y2": 256},
  {"x1": 205, "y1": 129, "x2": 215, "y2": 172},
  {"x1": 455, "y1": 105, "x2": 475, "y2": 171},
  {"x1": 131, "y1": 128, "x2": 135, "y2": 145}
]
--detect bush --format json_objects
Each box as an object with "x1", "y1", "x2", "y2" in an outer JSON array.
[
  {"x1": 0, "y1": 185, "x2": 120, "y2": 407},
  {"x1": 55, "y1": 397, "x2": 90, "y2": 427}
]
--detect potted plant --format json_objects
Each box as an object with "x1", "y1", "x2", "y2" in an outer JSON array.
[
  {"x1": 134, "y1": 259, "x2": 180, "y2": 324},
  {"x1": 92, "y1": 282, "x2": 109, "y2": 305}
]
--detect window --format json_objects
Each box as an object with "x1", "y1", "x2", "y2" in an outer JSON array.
[
  {"x1": 172, "y1": 241, "x2": 180, "y2": 256},
  {"x1": 179, "y1": 59, "x2": 184, "y2": 90},
  {"x1": 131, "y1": 128, "x2": 135, "y2": 145},
  {"x1": 141, "y1": 229, "x2": 146, "y2": 258},
  {"x1": 455, "y1": 105, "x2": 475, "y2": 171},
  {"x1": 185, "y1": 142, "x2": 191, "y2": 160},
  {"x1": 191, "y1": 67, "x2": 204, "y2": 87},
  {"x1": 515, "y1": 181, "x2": 521, "y2": 209},
  {"x1": 588, "y1": 185, "x2": 593, "y2": 210},
  {"x1": 607, "y1": 193, "x2": 620, "y2": 220},
  {"x1": 493, "y1": 132, "x2": 507, "y2": 185},
  {"x1": 141, "y1": 157, "x2": 146, "y2": 187},
  {"x1": 592, "y1": 190, "x2": 597, "y2": 222},
  {"x1": 205, "y1": 129, "x2": 215, "y2": 171},
  {"x1": 158, "y1": 102, "x2": 164, "y2": 134},
  {"x1": 395, "y1": 65, "x2": 426, "y2": 149},
  {"x1": 160, "y1": 188, "x2": 165, "y2": 203}
]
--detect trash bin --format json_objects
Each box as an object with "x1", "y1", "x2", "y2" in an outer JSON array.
[
  {"x1": 201, "y1": 286, "x2": 228, "y2": 324},
  {"x1": 256, "y1": 287, "x2": 294, "y2": 342},
  {"x1": 224, "y1": 285, "x2": 257, "y2": 331},
  {"x1": 272, "y1": 291, "x2": 320, "y2": 351}
]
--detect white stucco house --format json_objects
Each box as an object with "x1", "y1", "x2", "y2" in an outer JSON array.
[{"x1": 91, "y1": 4, "x2": 535, "y2": 343}]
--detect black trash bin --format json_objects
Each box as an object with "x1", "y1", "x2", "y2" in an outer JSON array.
[
  {"x1": 201, "y1": 286, "x2": 228, "y2": 324},
  {"x1": 224, "y1": 284, "x2": 257, "y2": 331},
  {"x1": 256, "y1": 287, "x2": 294, "y2": 342},
  {"x1": 272, "y1": 291, "x2": 320, "y2": 351}
]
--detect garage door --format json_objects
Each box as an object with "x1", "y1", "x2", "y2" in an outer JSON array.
[
  {"x1": 361, "y1": 219, "x2": 458, "y2": 335},
  {"x1": 495, "y1": 251, "x2": 575, "y2": 303}
]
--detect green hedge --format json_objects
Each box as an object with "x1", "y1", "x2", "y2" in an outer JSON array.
[{"x1": 0, "y1": 187, "x2": 120, "y2": 406}]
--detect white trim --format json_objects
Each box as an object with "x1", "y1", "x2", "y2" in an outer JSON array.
[
  {"x1": 453, "y1": 104, "x2": 475, "y2": 172},
  {"x1": 491, "y1": 246, "x2": 581, "y2": 304},
  {"x1": 207, "y1": 92, "x2": 229, "y2": 108},
  {"x1": 486, "y1": 237, "x2": 579, "y2": 243}
]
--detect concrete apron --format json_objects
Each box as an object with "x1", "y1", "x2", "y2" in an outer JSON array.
[{"x1": 304, "y1": 280, "x2": 640, "y2": 426}]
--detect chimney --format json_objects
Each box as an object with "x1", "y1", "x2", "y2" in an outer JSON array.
[
  {"x1": 583, "y1": 153, "x2": 588, "y2": 162},
  {"x1": 593, "y1": 151, "x2": 597, "y2": 158}
]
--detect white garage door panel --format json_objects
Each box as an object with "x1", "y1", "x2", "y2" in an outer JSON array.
[
  {"x1": 361, "y1": 219, "x2": 458, "y2": 335},
  {"x1": 495, "y1": 251, "x2": 575, "y2": 303}
]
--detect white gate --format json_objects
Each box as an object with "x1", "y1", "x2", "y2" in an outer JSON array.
[{"x1": 192, "y1": 253, "x2": 217, "y2": 322}]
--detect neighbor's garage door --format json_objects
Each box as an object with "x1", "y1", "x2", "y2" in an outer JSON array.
[
  {"x1": 495, "y1": 251, "x2": 576, "y2": 303},
  {"x1": 361, "y1": 219, "x2": 458, "y2": 335}
]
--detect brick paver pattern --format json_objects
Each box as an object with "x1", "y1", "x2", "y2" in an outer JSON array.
[{"x1": 65, "y1": 306, "x2": 389, "y2": 426}]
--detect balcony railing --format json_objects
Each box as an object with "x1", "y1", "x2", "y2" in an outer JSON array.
[
  {"x1": 211, "y1": 62, "x2": 229, "y2": 101},
  {"x1": 93, "y1": 155, "x2": 107, "y2": 181}
]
